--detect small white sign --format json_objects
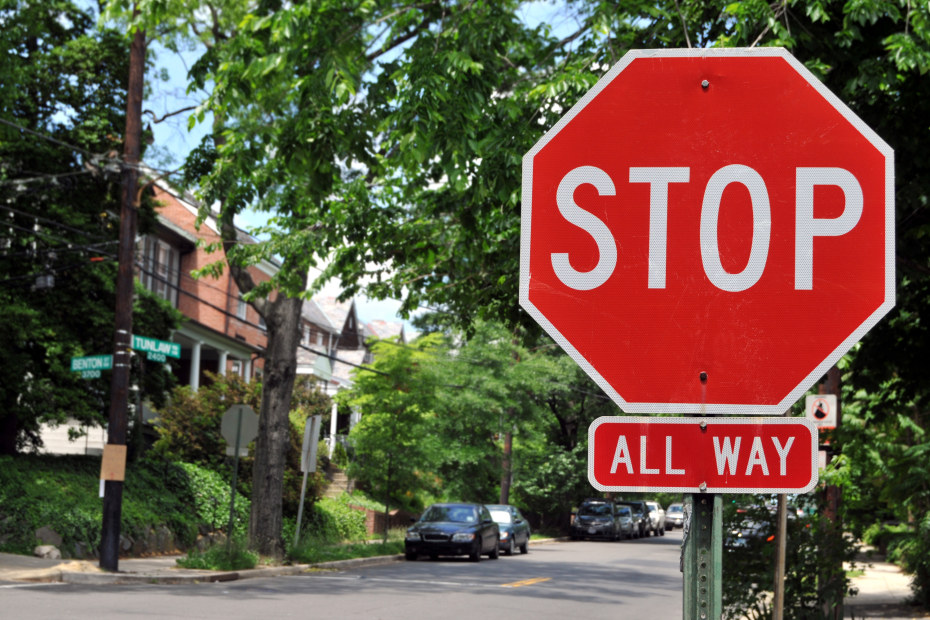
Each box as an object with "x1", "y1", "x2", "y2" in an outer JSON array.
[
  {"x1": 806, "y1": 394, "x2": 837, "y2": 429},
  {"x1": 300, "y1": 415, "x2": 322, "y2": 473}
]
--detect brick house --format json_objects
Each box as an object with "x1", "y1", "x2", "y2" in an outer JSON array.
[
  {"x1": 140, "y1": 182, "x2": 275, "y2": 389},
  {"x1": 40, "y1": 179, "x2": 408, "y2": 454}
]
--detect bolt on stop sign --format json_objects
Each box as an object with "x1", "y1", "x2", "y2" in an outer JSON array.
[{"x1": 520, "y1": 48, "x2": 894, "y2": 414}]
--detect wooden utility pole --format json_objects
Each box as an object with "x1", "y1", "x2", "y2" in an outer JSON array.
[{"x1": 99, "y1": 20, "x2": 145, "y2": 573}]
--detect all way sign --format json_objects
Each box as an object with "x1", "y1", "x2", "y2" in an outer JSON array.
[{"x1": 588, "y1": 417, "x2": 818, "y2": 494}]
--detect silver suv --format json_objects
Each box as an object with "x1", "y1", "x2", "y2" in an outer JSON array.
[{"x1": 645, "y1": 500, "x2": 666, "y2": 536}]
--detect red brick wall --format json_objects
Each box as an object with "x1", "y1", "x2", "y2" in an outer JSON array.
[{"x1": 152, "y1": 187, "x2": 272, "y2": 360}]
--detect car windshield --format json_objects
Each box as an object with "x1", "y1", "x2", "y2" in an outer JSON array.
[
  {"x1": 579, "y1": 503, "x2": 611, "y2": 517},
  {"x1": 668, "y1": 505, "x2": 683, "y2": 513},
  {"x1": 489, "y1": 510, "x2": 512, "y2": 524},
  {"x1": 421, "y1": 505, "x2": 477, "y2": 523}
]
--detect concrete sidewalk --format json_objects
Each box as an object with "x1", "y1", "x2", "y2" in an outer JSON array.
[
  {"x1": 0, "y1": 551, "x2": 404, "y2": 585},
  {"x1": 844, "y1": 555, "x2": 929, "y2": 619}
]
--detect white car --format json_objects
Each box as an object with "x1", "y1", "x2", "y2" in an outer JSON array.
[{"x1": 645, "y1": 501, "x2": 666, "y2": 536}]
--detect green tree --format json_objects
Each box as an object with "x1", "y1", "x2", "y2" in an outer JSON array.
[
  {"x1": 341, "y1": 334, "x2": 445, "y2": 538},
  {"x1": 0, "y1": 0, "x2": 179, "y2": 454}
]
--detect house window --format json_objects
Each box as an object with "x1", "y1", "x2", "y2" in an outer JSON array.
[
  {"x1": 140, "y1": 237, "x2": 180, "y2": 306},
  {"x1": 236, "y1": 295, "x2": 247, "y2": 320}
]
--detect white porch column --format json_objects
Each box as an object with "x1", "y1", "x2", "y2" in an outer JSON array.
[
  {"x1": 218, "y1": 350, "x2": 228, "y2": 376},
  {"x1": 189, "y1": 341, "x2": 202, "y2": 392},
  {"x1": 328, "y1": 400, "x2": 338, "y2": 458},
  {"x1": 243, "y1": 358, "x2": 252, "y2": 383}
]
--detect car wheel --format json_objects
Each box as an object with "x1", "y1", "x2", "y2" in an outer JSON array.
[
  {"x1": 469, "y1": 539, "x2": 481, "y2": 562},
  {"x1": 505, "y1": 538, "x2": 515, "y2": 556},
  {"x1": 405, "y1": 551, "x2": 417, "y2": 561},
  {"x1": 659, "y1": 526, "x2": 665, "y2": 536},
  {"x1": 489, "y1": 541, "x2": 499, "y2": 560},
  {"x1": 519, "y1": 538, "x2": 529, "y2": 554}
]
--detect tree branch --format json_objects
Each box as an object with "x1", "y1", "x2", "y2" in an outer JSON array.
[{"x1": 144, "y1": 105, "x2": 199, "y2": 124}]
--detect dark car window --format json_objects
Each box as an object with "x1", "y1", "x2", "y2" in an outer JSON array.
[
  {"x1": 579, "y1": 503, "x2": 612, "y2": 517},
  {"x1": 617, "y1": 506, "x2": 632, "y2": 517},
  {"x1": 422, "y1": 505, "x2": 477, "y2": 523},
  {"x1": 480, "y1": 506, "x2": 492, "y2": 522}
]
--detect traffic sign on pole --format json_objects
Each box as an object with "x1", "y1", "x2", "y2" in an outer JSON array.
[
  {"x1": 70, "y1": 354, "x2": 113, "y2": 379},
  {"x1": 131, "y1": 334, "x2": 181, "y2": 362},
  {"x1": 589, "y1": 416, "x2": 818, "y2": 494},
  {"x1": 806, "y1": 394, "x2": 838, "y2": 429},
  {"x1": 520, "y1": 47, "x2": 894, "y2": 414}
]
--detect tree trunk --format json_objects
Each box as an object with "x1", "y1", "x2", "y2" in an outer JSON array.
[
  {"x1": 0, "y1": 412, "x2": 18, "y2": 455},
  {"x1": 248, "y1": 292, "x2": 303, "y2": 557},
  {"x1": 499, "y1": 429, "x2": 512, "y2": 505}
]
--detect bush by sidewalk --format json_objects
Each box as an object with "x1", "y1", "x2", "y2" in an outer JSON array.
[{"x1": 0, "y1": 454, "x2": 248, "y2": 558}]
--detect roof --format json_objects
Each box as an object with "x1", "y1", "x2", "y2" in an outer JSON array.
[
  {"x1": 301, "y1": 298, "x2": 337, "y2": 333},
  {"x1": 365, "y1": 319, "x2": 405, "y2": 342}
]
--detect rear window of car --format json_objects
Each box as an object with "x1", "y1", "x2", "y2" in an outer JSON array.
[
  {"x1": 579, "y1": 502, "x2": 612, "y2": 516},
  {"x1": 489, "y1": 510, "x2": 512, "y2": 524},
  {"x1": 422, "y1": 505, "x2": 477, "y2": 523}
]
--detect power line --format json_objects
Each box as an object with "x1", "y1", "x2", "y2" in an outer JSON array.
[{"x1": 0, "y1": 117, "x2": 98, "y2": 159}]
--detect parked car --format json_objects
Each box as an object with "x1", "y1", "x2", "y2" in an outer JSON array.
[
  {"x1": 405, "y1": 503, "x2": 500, "y2": 561},
  {"x1": 486, "y1": 504, "x2": 531, "y2": 555},
  {"x1": 645, "y1": 500, "x2": 666, "y2": 536},
  {"x1": 570, "y1": 498, "x2": 623, "y2": 541},
  {"x1": 615, "y1": 504, "x2": 636, "y2": 540},
  {"x1": 666, "y1": 502, "x2": 684, "y2": 529},
  {"x1": 616, "y1": 500, "x2": 650, "y2": 538}
]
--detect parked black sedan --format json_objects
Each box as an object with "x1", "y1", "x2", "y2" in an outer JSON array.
[
  {"x1": 405, "y1": 503, "x2": 500, "y2": 561},
  {"x1": 486, "y1": 504, "x2": 531, "y2": 555}
]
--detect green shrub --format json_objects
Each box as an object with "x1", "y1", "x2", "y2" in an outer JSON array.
[
  {"x1": 0, "y1": 455, "x2": 252, "y2": 556},
  {"x1": 896, "y1": 512, "x2": 930, "y2": 607},
  {"x1": 863, "y1": 521, "x2": 912, "y2": 555},
  {"x1": 177, "y1": 537, "x2": 258, "y2": 571},
  {"x1": 175, "y1": 462, "x2": 250, "y2": 539},
  {"x1": 150, "y1": 373, "x2": 262, "y2": 472},
  {"x1": 331, "y1": 441, "x2": 349, "y2": 468},
  {"x1": 302, "y1": 497, "x2": 367, "y2": 544}
]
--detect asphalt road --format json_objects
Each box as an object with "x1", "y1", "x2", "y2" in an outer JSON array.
[{"x1": 1, "y1": 530, "x2": 685, "y2": 620}]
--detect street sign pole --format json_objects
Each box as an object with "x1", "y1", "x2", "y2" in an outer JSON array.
[{"x1": 683, "y1": 494, "x2": 722, "y2": 620}]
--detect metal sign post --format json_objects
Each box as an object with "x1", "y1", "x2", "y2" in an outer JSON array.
[
  {"x1": 683, "y1": 494, "x2": 723, "y2": 620},
  {"x1": 221, "y1": 404, "x2": 259, "y2": 548},
  {"x1": 294, "y1": 415, "x2": 322, "y2": 547}
]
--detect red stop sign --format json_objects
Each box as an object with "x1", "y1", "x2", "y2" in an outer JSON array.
[{"x1": 520, "y1": 48, "x2": 894, "y2": 414}]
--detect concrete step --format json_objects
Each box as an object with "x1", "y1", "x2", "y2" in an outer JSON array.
[{"x1": 323, "y1": 467, "x2": 354, "y2": 498}]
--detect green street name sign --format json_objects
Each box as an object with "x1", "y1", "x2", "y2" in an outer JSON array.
[
  {"x1": 132, "y1": 335, "x2": 180, "y2": 362},
  {"x1": 70, "y1": 354, "x2": 113, "y2": 379}
]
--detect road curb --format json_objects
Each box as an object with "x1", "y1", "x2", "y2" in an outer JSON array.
[{"x1": 9, "y1": 538, "x2": 566, "y2": 586}]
